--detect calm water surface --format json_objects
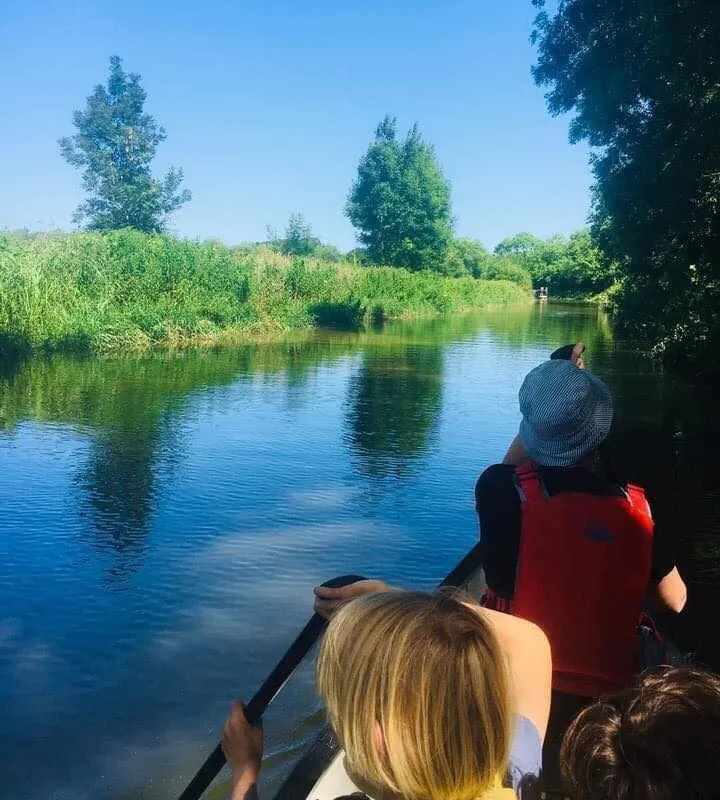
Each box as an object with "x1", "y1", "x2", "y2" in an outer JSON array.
[{"x1": 1, "y1": 304, "x2": 719, "y2": 800}]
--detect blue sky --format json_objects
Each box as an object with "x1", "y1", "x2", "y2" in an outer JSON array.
[{"x1": 1, "y1": 0, "x2": 590, "y2": 250}]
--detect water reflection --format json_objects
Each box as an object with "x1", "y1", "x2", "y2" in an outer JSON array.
[
  {"x1": 2, "y1": 308, "x2": 718, "y2": 591},
  {"x1": 79, "y1": 428, "x2": 163, "y2": 585},
  {"x1": 346, "y1": 344, "x2": 443, "y2": 478},
  {"x1": 1, "y1": 342, "x2": 364, "y2": 581}
]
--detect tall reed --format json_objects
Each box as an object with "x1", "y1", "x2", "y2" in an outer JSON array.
[{"x1": 0, "y1": 230, "x2": 530, "y2": 355}]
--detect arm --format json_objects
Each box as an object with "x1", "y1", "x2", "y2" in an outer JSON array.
[
  {"x1": 647, "y1": 513, "x2": 687, "y2": 615},
  {"x1": 650, "y1": 566, "x2": 687, "y2": 615},
  {"x1": 475, "y1": 465, "x2": 522, "y2": 598},
  {"x1": 479, "y1": 608, "x2": 552, "y2": 739},
  {"x1": 313, "y1": 579, "x2": 395, "y2": 618},
  {"x1": 223, "y1": 702, "x2": 264, "y2": 800},
  {"x1": 502, "y1": 434, "x2": 528, "y2": 466},
  {"x1": 231, "y1": 775, "x2": 259, "y2": 800}
]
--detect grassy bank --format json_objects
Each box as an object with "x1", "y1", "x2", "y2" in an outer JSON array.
[{"x1": 0, "y1": 230, "x2": 530, "y2": 355}]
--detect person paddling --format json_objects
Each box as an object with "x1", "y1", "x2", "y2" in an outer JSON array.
[
  {"x1": 223, "y1": 589, "x2": 551, "y2": 799},
  {"x1": 475, "y1": 344, "x2": 687, "y2": 698}
]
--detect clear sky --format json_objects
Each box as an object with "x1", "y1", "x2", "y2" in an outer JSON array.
[{"x1": 1, "y1": 0, "x2": 590, "y2": 250}]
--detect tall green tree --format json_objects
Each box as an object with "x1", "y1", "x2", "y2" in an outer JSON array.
[
  {"x1": 59, "y1": 56, "x2": 191, "y2": 232},
  {"x1": 346, "y1": 116, "x2": 453, "y2": 271},
  {"x1": 532, "y1": 0, "x2": 720, "y2": 373},
  {"x1": 282, "y1": 213, "x2": 318, "y2": 257},
  {"x1": 445, "y1": 238, "x2": 490, "y2": 277}
]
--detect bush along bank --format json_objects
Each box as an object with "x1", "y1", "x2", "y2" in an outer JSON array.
[{"x1": 0, "y1": 230, "x2": 532, "y2": 355}]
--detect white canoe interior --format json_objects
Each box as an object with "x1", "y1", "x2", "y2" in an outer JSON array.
[{"x1": 306, "y1": 753, "x2": 363, "y2": 800}]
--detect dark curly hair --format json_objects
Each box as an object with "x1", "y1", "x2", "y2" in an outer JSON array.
[{"x1": 561, "y1": 666, "x2": 720, "y2": 800}]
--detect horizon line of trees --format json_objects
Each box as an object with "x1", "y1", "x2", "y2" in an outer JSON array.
[{"x1": 251, "y1": 216, "x2": 610, "y2": 296}]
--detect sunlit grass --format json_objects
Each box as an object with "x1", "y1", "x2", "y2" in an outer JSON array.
[{"x1": 0, "y1": 230, "x2": 530, "y2": 355}]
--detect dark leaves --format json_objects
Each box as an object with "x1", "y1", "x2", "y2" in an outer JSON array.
[{"x1": 532, "y1": 0, "x2": 720, "y2": 375}]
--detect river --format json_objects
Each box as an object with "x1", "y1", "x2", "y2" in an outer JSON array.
[{"x1": 1, "y1": 303, "x2": 719, "y2": 800}]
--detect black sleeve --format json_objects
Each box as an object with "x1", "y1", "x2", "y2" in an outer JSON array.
[
  {"x1": 475, "y1": 464, "x2": 522, "y2": 598},
  {"x1": 649, "y1": 516, "x2": 677, "y2": 583}
]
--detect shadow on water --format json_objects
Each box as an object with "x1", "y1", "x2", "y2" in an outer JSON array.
[{"x1": 0, "y1": 320, "x2": 473, "y2": 583}]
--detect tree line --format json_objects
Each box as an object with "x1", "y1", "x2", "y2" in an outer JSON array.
[
  {"x1": 531, "y1": 0, "x2": 720, "y2": 377},
  {"x1": 58, "y1": 56, "x2": 611, "y2": 297}
]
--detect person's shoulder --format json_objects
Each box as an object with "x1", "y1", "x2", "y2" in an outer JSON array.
[
  {"x1": 479, "y1": 608, "x2": 552, "y2": 737},
  {"x1": 481, "y1": 607, "x2": 550, "y2": 660},
  {"x1": 476, "y1": 463, "x2": 516, "y2": 490}
]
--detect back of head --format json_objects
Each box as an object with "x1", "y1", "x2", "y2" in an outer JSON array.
[
  {"x1": 518, "y1": 359, "x2": 613, "y2": 467},
  {"x1": 316, "y1": 591, "x2": 513, "y2": 800},
  {"x1": 561, "y1": 666, "x2": 720, "y2": 800}
]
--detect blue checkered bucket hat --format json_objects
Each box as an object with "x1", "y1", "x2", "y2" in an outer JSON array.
[{"x1": 518, "y1": 359, "x2": 613, "y2": 467}]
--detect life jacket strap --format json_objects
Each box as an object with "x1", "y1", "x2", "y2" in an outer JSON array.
[
  {"x1": 625, "y1": 483, "x2": 653, "y2": 520},
  {"x1": 513, "y1": 461, "x2": 547, "y2": 503}
]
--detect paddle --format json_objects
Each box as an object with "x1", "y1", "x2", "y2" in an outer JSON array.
[{"x1": 178, "y1": 574, "x2": 366, "y2": 800}]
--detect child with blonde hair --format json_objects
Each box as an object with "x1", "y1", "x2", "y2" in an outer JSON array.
[{"x1": 223, "y1": 586, "x2": 551, "y2": 800}]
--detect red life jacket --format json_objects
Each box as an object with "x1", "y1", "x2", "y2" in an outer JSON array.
[{"x1": 508, "y1": 462, "x2": 653, "y2": 697}]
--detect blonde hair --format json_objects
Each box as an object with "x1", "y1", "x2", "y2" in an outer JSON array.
[{"x1": 316, "y1": 591, "x2": 515, "y2": 800}]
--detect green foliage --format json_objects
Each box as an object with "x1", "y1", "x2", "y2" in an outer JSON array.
[
  {"x1": 445, "y1": 238, "x2": 490, "y2": 277},
  {"x1": 346, "y1": 247, "x2": 370, "y2": 265},
  {"x1": 266, "y1": 214, "x2": 343, "y2": 262},
  {"x1": 494, "y1": 229, "x2": 613, "y2": 297},
  {"x1": 312, "y1": 243, "x2": 344, "y2": 263},
  {"x1": 0, "y1": 231, "x2": 529, "y2": 354},
  {"x1": 494, "y1": 232, "x2": 543, "y2": 259},
  {"x1": 532, "y1": 0, "x2": 720, "y2": 374},
  {"x1": 482, "y1": 256, "x2": 534, "y2": 289},
  {"x1": 445, "y1": 238, "x2": 532, "y2": 288},
  {"x1": 281, "y1": 213, "x2": 318, "y2": 257},
  {"x1": 444, "y1": 229, "x2": 611, "y2": 296},
  {"x1": 59, "y1": 56, "x2": 191, "y2": 232},
  {"x1": 346, "y1": 116, "x2": 453, "y2": 272}
]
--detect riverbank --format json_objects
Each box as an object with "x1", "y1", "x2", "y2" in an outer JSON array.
[{"x1": 0, "y1": 230, "x2": 531, "y2": 355}]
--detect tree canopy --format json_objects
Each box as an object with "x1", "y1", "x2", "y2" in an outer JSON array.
[
  {"x1": 532, "y1": 0, "x2": 720, "y2": 372},
  {"x1": 265, "y1": 213, "x2": 343, "y2": 261},
  {"x1": 59, "y1": 56, "x2": 191, "y2": 232},
  {"x1": 494, "y1": 229, "x2": 612, "y2": 296},
  {"x1": 282, "y1": 213, "x2": 318, "y2": 257},
  {"x1": 346, "y1": 116, "x2": 453, "y2": 272}
]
